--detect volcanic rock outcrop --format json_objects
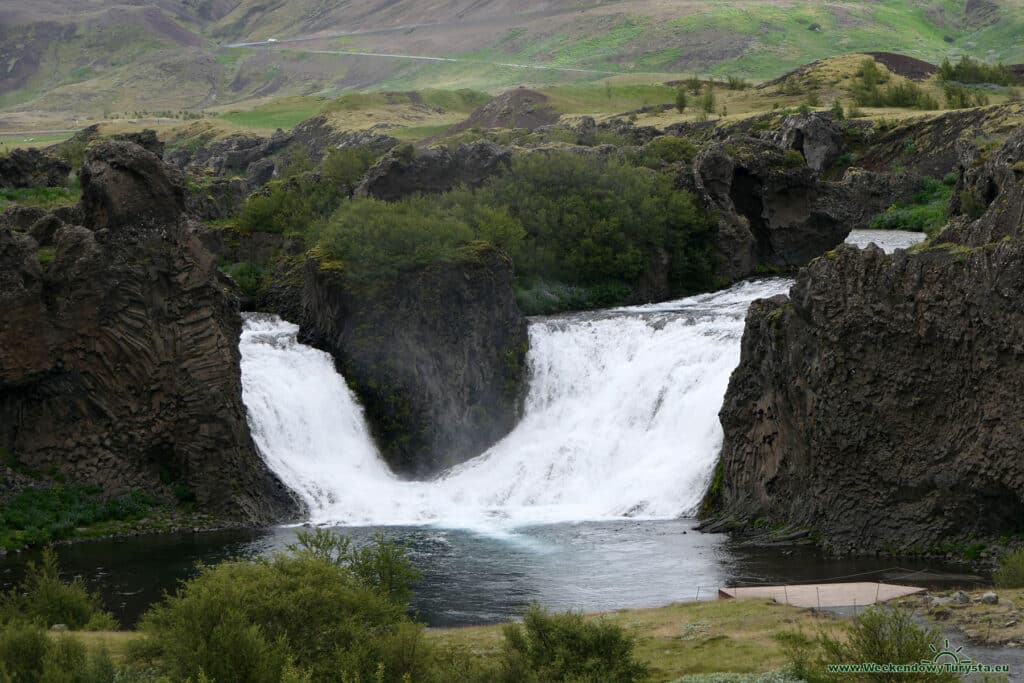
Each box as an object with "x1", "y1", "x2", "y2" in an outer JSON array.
[
  {"x1": 692, "y1": 137, "x2": 851, "y2": 281},
  {"x1": 355, "y1": 141, "x2": 512, "y2": 201},
  {"x1": 706, "y1": 128, "x2": 1024, "y2": 553},
  {"x1": 0, "y1": 141, "x2": 297, "y2": 521},
  {"x1": 0, "y1": 148, "x2": 70, "y2": 188},
  {"x1": 300, "y1": 249, "x2": 529, "y2": 476}
]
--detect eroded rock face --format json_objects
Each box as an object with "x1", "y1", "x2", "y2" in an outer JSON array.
[
  {"x1": 709, "y1": 128, "x2": 1024, "y2": 553},
  {"x1": 300, "y1": 251, "x2": 529, "y2": 476},
  {"x1": 356, "y1": 141, "x2": 512, "y2": 201},
  {"x1": 818, "y1": 168, "x2": 925, "y2": 231},
  {"x1": 0, "y1": 141, "x2": 297, "y2": 522},
  {"x1": 0, "y1": 149, "x2": 70, "y2": 188},
  {"x1": 776, "y1": 113, "x2": 844, "y2": 172},
  {"x1": 693, "y1": 137, "x2": 850, "y2": 281}
]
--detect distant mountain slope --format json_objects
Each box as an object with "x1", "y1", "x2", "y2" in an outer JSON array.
[{"x1": 2, "y1": 0, "x2": 1023, "y2": 120}]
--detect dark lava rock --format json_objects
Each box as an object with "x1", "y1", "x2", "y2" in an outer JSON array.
[
  {"x1": 356, "y1": 141, "x2": 511, "y2": 201},
  {"x1": 708, "y1": 127, "x2": 1024, "y2": 553},
  {"x1": 292, "y1": 116, "x2": 399, "y2": 159},
  {"x1": 0, "y1": 141, "x2": 298, "y2": 523},
  {"x1": 0, "y1": 148, "x2": 71, "y2": 188},
  {"x1": 300, "y1": 249, "x2": 529, "y2": 476},
  {"x1": 818, "y1": 167, "x2": 925, "y2": 231},
  {"x1": 775, "y1": 113, "x2": 845, "y2": 172},
  {"x1": 692, "y1": 136, "x2": 850, "y2": 281}
]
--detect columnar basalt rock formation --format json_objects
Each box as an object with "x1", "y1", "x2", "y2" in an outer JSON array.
[
  {"x1": 707, "y1": 128, "x2": 1024, "y2": 553},
  {"x1": 0, "y1": 141, "x2": 297, "y2": 522}
]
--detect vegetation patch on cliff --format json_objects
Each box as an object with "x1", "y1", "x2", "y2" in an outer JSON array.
[{"x1": 869, "y1": 174, "x2": 955, "y2": 237}]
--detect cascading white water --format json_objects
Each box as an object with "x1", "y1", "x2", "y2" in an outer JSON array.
[
  {"x1": 240, "y1": 279, "x2": 790, "y2": 530},
  {"x1": 240, "y1": 230, "x2": 924, "y2": 530}
]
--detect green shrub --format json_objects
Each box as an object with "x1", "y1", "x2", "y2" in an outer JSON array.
[
  {"x1": 644, "y1": 136, "x2": 698, "y2": 165},
  {"x1": 675, "y1": 89, "x2": 688, "y2": 113},
  {"x1": 0, "y1": 621, "x2": 49, "y2": 682},
  {"x1": 994, "y1": 549, "x2": 1024, "y2": 588},
  {"x1": 236, "y1": 148, "x2": 379, "y2": 235},
  {"x1": 484, "y1": 152, "x2": 716, "y2": 295},
  {"x1": 0, "y1": 485, "x2": 157, "y2": 551},
  {"x1": 132, "y1": 532, "x2": 424, "y2": 683},
  {"x1": 869, "y1": 176, "x2": 954, "y2": 237},
  {"x1": 943, "y1": 83, "x2": 990, "y2": 109},
  {"x1": 937, "y1": 56, "x2": 1014, "y2": 86},
  {"x1": 850, "y1": 59, "x2": 939, "y2": 110},
  {"x1": 1, "y1": 548, "x2": 117, "y2": 630},
  {"x1": 782, "y1": 150, "x2": 805, "y2": 169},
  {"x1": 498, "y1": 605, "x2": 647, "y2": 683},
  {"x1": 699, "y1": 87, "x2": 716, "y2": 114},
  {"x1": 0, "y1": 623, "x2": 116, "y2": 683},
  {"x1": 220, "y1": 261, "x2": 266, "y2": 298},
  {"x1": 778, "y1": 606, "x2": 956, "y2": 682},
  {"x1": 313, "y1": 195, "x2": 494, "y2": 279}
]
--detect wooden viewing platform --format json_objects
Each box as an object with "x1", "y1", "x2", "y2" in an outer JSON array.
[{"x1": 718, "y1": 582, "x2": 925, "y2": 608}]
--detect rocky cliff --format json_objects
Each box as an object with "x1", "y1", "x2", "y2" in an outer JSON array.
[
  {"x1": 692, "y1": 136, "x2": 851, "y2": 281},
  {"x1": 0, "y1": 141, "x2": 297, "y2": 522},
  {"x1": 707, "y1": 128, "x2": 1024, "y2": 553},
  {"x1": 299, "y1": 249, "x2": 529, "y2": 476}
]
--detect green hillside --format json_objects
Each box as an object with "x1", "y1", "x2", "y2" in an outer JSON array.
[{"x1": 1, "y1": 0, "x2": 1022, "y2": 126}]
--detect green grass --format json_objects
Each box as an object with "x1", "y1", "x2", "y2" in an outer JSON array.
[
  {"x1": 541, "y1": 82, "x2": 676, "y2": 114},
  {"x1": 219, "y1": 96, "x2": 327, "y2": 130},
  {"x1": 869, "y1": 175, "x2": 955, "y2": 238},
  {"x1": 0, "y1": 186, "x2": 79, "y2": 211},
  {"x1": 0, "y1": 485, "x2": 158, "y2": 551}
]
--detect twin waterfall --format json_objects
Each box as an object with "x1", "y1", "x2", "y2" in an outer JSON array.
[{"x1": 239, "y1": 278, "x2": 791, "y2": 530}]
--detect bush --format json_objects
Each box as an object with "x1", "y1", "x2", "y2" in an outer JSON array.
[
  {"x1": 0, "y1": 548, "x2": 117, "y2": 631},
  {"x1": 237, "y1": 148, "x2": 379, "y2": 235},
  {"x1": 0, "y1": 622, "x2": 116, "y2": 683},
  {"x1": 943, "y1": 83, "x2": 990, "y2": 109},
  {"x1": 132, "y1": 532, "x2": 425, "y2": 683},
  {"x1": 498, "y1": 605, "x2": 647, "y2": 683},
  {"x1": 484, "y1": 152, "x2": 716, "y2": 296},
  {"x1": 313, "y1": 195, "x2": 498, "y2": 279},
  {"x1": 782, "y1": 150, "x2": 805, "y2": 169},
  {"x1": 994, "y1": 549, "x2": 1024, "y2": 588},
  {"x1": 675, "y1": 89, "x2": 688, "y2": 113},
  {"x1": 643, "y1": 136, "x2": 698, "y2": 165},
  {"x1": 869, "y1": 176, "x2": 954, "y2": 237},
  {"x1": 937, "y1": 56, "x2": 1014, "y2": 86},
  {"x1": 778, "y1": 606, "x2": 956, "y2": 682},
  {"x1": 850, "y1": 59, "x2": 939, "y2": 110},
  {"x1": 0, "y1": 485, "x2": 156, "y2": 551}
]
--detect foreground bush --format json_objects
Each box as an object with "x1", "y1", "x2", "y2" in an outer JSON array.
[
  {"x1": 0, "y1": 548, "x2": 117, "y2": 631},
  {"x1": 994, "y1": 549, "x2": 1024, "y2": 588},
  {"x1": 498, "y1": 605, "x2": 648, "y2": 683},
  {"x1": 777, "y1": 606, "x2": 955, "y2": 682},
  {"x1": 131, "y1": 531, "x2": 425, "y2": 683}
]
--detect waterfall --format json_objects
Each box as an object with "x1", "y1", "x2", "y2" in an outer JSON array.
[{"x1": 239, "y1": 278, "x2": 791, "y2": 530}]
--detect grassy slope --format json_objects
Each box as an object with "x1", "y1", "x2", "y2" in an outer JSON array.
[
  {"x1": 2, "y1": 0, "x2": 1023, "y2": 124},
  {"x1": 69, "y1": 599, "x2": 841, "y2": 680}
]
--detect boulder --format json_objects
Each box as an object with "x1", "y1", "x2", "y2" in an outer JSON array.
[
  {"x1": 80, "y1": 140, "x2": 186, "y2": 232},
  {"x1": 356, "y1": 141, "x2": 512, "y2": 201},
  {"x1": 776, "y1": 113, "x2": 845, "y2": 171},
  {"x1": 0, "y1": 149, "x2": 71, "y2": 188}
]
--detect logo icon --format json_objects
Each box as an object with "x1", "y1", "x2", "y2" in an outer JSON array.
[{"x1": 926, "y1": 639, "x2": 972, "y2": 665}]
